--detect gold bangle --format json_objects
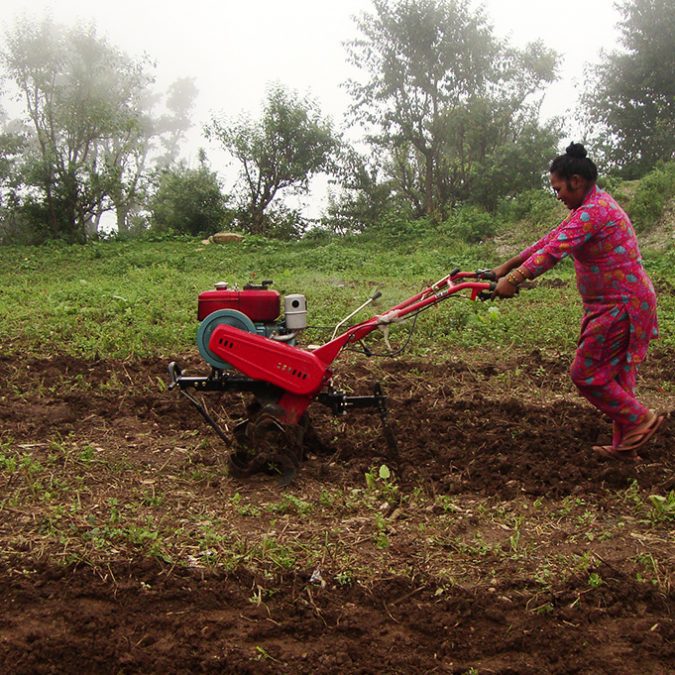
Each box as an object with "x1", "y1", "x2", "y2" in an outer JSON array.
[
  {"x1": 506, "y1": 272, "x2": 521, "y2": 287},
  {"x1": 512, "y1": 268, "x2": 527, "y2": 281}
]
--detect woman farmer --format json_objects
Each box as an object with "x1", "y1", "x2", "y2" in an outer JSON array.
[{"x1": 491, "y1": 143, "x2": 663, "y2": 461}]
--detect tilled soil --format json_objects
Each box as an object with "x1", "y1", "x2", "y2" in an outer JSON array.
[
  {"x1": 3, "y1": 561, "x2": 672, "y2": 674},
  {"x1": 0, "y1": 350, "x2": 673, "y2": 674}
]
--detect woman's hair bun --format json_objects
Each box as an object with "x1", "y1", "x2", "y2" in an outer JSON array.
[
  {"x1": 565, "y1": 142, "x2": 587, "y2": 159},
  {"x1": 550, "y1": 142, "x2": 597, "y2": 180}
]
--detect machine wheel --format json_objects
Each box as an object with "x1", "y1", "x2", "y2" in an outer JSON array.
[{"x1": 228, "y1": 403, "x2": 305, "y2": 486}]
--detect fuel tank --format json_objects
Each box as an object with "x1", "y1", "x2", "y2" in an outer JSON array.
[{"x1": 197, "y1": 281, "x2": 280, "y2": 322}]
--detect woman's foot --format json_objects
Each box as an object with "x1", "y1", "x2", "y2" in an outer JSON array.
[
  {"x1": 620, "y1": 412, "x2": 665, "y2": 450},
  {"x1": 592, "y1": 444, "x2": 642, "y2": 462},
  {"x1": 593, "y1": 412, "x2": 665, "y2": 461}
]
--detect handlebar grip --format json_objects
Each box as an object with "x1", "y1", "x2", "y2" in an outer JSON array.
[
  {"x1": 475, "y1": 268, "x2": 497, "y2": 281},
  {"x1": 478, "y1": 282, "x2": 496, "y2": 301},
  {"x1": 371, "y1": 290, "x2": 382, "y2": 301}
]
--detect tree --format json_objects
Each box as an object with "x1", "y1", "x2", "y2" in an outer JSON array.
[
  {"x1": 345, "y1": 0, "x2": 559, "y2": 217},
  {"x1": 580, "y1": 0, "x2": 675, "y2": 177},
  {"x1": 206, "y1": 85, "x2": 339, "y2": 236},
  {"x1": 1, "y1": 18, "x2": 156, "y2": 242},
  {"x1": 155, "y1": 77, "x2": 199, "y2": 169},
  {"x1": 148, "y1": 152, "x2": 230, "y2": 236},
  {"x1": 0, "y1": 124, "x2": 28, "y2": 243},
  {"x1": 321, "y1": 147, "x2": 401, "y2": 234}
]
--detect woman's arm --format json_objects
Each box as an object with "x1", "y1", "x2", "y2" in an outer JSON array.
[
  {"x1": 491, "y1": 219, "x2": 565, "y2": 279},
  {"x1": 491, "y1": 254, "x2": 524, "y2": 279},
  {"x1": 493, "y1": 264, "x2": 533, "y2": 298}
]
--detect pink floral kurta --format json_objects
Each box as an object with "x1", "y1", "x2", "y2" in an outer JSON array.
[{"x1": 519, "y1": 186, "x2": 658, "y2": 442}]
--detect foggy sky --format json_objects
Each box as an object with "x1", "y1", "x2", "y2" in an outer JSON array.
[{"x1": 3, "y1": 0, "x2": 622, "y2": 216}]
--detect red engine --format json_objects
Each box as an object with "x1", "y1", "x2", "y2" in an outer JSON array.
[{"x1": 197, "y1": 280, "x2": 280, "y2": 322}]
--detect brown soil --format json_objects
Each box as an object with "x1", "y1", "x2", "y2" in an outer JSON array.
[{"x1": 0, "y1": 350, "x2": 673, "y2": 674}]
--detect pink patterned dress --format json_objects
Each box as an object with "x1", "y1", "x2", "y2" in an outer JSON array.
[{"x1": 519, "y1": 185, "x2": 658, "y2": 445}]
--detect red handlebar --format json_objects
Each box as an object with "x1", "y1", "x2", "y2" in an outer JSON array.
[{"x1": 312, "y1": 270, "x2": 494, "y2": 366}]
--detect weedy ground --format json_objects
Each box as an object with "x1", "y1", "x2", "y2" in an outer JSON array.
[{"x1": 0, "y1": 235, "x2": 673, "y2": 673}]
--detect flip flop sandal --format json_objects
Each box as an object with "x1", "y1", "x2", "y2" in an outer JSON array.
[
  {"x1": 592, "y1": 444, "x2": 641, "y2": 462},
  {"x1": 619, "y1": 414, "x2": 665, "y2": 452}
]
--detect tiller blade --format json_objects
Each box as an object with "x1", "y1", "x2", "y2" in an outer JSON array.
[{"x1": 229, "y1": 403, "x2": 306, "y2": 487}]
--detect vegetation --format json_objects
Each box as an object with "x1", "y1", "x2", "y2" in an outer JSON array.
[
  {"x1": 345, "y1": 0, "x2": 560, "y2": 217},
  {"x1": 0, "y1": 19, "x2": 196, "y2": 243},
  {"x1": 148, "y1": 153, "x2": 232, "y2": 236},
  {"x1": 0, "y1": 4, "x2": 672, "y2": 671},
  {"x1": 0, "y1": 183, "x2": 672, "y2": 361},
  {"x1": 1, "y1": 0, "x2": 671, "y2": 244},
  {"x1": 627, "y1": 161, "x2": 675, "y2": 231},
  {"x1": 580, "y1": 0, "x2": 675, "y2": 178},
  {"x1": 205, "y1": 85, "x2": 339, "y2": 237}
]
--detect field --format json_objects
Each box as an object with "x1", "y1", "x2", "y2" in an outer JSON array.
[{"x1": 0, "y1": 231, "x2": 673, "y2": 673}]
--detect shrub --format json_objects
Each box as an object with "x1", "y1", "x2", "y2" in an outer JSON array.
[
  {"x1": 148, "y1": 162, "x2": 232, "y2": 236},
  {"x1": 444, "y1": 205, "x2": 496, "y2": 243},
  {"x1": 627, "y1": 161, "x2": 675, "y2": 232},
  {"x1": 496, "y1": 189, "x2": 562, "y2": 226}
]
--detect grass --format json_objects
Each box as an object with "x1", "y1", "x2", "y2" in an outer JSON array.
[
  {"x1": 1, "y1": 426, "x2": 672, "y2": 599},
  {"x1": 0, "y1": 231, "x2": 672, "y2": 360}
]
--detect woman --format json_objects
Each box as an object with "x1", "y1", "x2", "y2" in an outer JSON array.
[{"x1": 491, "y1": 142, "x2": 663, "y2": 461}]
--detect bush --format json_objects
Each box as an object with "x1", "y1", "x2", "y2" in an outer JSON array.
[
  {"x1": 627, "y1": 161, "x2": 675, "y2": 232},
  {"x1": 148, "y1": 162, "x2": 232, "y2": 236},
  {"x1": 444, "y1": 205, "x2": 495, "y2": 243},
  {"x1": 496, "y1": 189, "x2": 562, "y2": 226},
  {"x1": 0, "y1": 200, "x2": 56, "y2": 245},
  {"x1": 244, "y1": 205, "x2": 307, "y2": 240},
  {"x1": 359, "y1": 206, "x2": 429, "y2": 242}
]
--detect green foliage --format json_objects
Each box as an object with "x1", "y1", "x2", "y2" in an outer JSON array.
[
  {"x1": 626, "y1": 161, "x2": 675, "y2": 231},
  {"x1": 205, "y1": 85, "x2": 339, "y2": 237},
  {"x1": 648, "y1": 492, "x2": 675, "y2": 523},
  {"x1": 587, "y1": 572, "x2": 604, "y2": 588},
  {"x1": 149, "y1": 159, "x2": 231, "y2": 236},
  {"x1": 468, "y1": 121, "x2": 562, "y2": 211},
  {"x1": 345, "y1": 0, "x2": 560, "y2": 218},
  {"x1": 497, "y1": 188, "x2": 563, "y2": 226},
  {"x1": 0, "y1": 130, "x2": 25, "y2": 227},
  {"x1": 444, "y1": 205, "x2": 495, "y2": 243},
  {"x1": 580, "y1": 0, "x2": 675, "y2": 177},
  {"x1": 0, "y1": 174, "x2": 671, "y2": 361},
  {"x1": 321, "y1": 149, "x2": 399, "y2": 235},
  {"x1": 1, "y1": 17, "x2": 156, "y2": 243}
]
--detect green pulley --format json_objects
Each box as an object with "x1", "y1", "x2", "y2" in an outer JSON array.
[{"x1": 196, "y1": 309, "x2": 257, "y2": 370}]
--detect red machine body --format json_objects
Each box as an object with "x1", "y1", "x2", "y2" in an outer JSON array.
[
  {"x1": 197, "y1": 286, "x2": 280, "y2": 322},
  {"x1": 210, "y1": 324, "x2": 329, "y2": 397},
  {"x1": 208, "y1": 273, "x2": 494, "y2": 425},
  {"x1": 170, "y1": 270, "x2": 497, "y2": 483}
]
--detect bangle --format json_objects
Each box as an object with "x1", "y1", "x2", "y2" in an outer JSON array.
[
  {"x1": 506, "y1": 272, "x2": 521, "y2": 287},
  {"x1": 512, "y1": 268, "x2": 527, "y2": 282}
]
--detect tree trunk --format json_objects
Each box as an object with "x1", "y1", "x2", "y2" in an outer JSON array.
[
  {"x1": 84, "y1": 215, "x2": 98, "y2": 239},
  {"x1": 250, "y1": 209, "x2": 265, "y2": 236},
  {"x1": 116, "y1": 204, "x2": 129, "y2": 234},
  {"x1": 423, "y1": 150, "x2": 434, "y2": 216}
]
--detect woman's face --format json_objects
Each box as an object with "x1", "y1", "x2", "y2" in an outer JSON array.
[{"x1": 550, "y1": 172, "x2": 589, "y2": 210}]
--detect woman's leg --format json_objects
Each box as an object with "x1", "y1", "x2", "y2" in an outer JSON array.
[
  {"x1": 569, "y1": 314, "x2": 651, "y2": 447},
  {"x1": 570, "y1": 354, "x2": 650, "y2": 437}
]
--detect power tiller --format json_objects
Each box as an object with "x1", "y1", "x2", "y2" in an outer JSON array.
[{"x1": 168, "y1": 269, "x2": 496, "y2": 484}]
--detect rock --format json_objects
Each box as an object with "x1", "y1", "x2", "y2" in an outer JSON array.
[{"x1": 210, "y1": 232, "x2": 244, "y2": 244}]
